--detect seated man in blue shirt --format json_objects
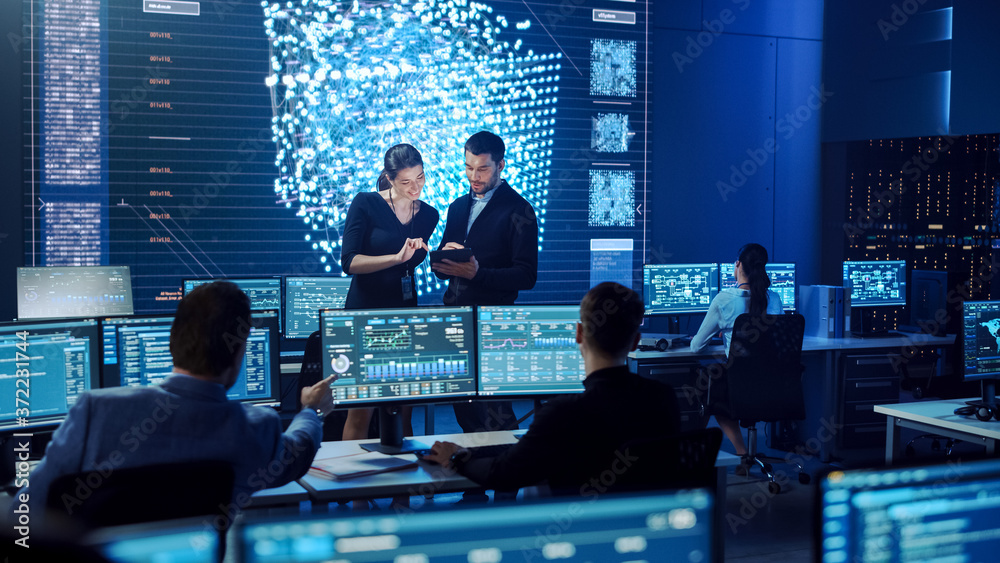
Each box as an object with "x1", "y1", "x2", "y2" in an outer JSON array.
[
  {"x1": 423, "y1": 282, "x2": 681, "y2": 496},
  {"x1": 15, "y1": 281, "x2": 335, "y2": 525}
]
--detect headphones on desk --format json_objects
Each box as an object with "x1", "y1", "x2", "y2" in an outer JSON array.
[{"x1": 954, "y1": 403, "x2": 998, "y2": 421}]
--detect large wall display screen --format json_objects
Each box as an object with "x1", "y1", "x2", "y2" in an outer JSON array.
[{"x1": 22, "y1": 0, "x2": 652, "y2": 311}]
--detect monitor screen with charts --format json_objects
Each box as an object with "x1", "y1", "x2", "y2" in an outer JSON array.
[
  {"x1": 283, "y1": 276, "x2": 352, "y2": 339},
  {"x1": 818, "y1": 458, "x2": 1000, "y2": 563},
  {"x1": 17, "y1": 266, "x2": 134, "y2": 320},
  {"x1": 0, "y1": 318, "x2": 101, "y2": 432},
  {"x1": 319, "y1": 306, "x2": 477, "y2": 407},
  {"x1": 842, "y1": 260, "x2": 907, "y2": 307},
  {"x1": 478, "y1": 305, "x2": 585, "y2": 397},
  {"x1": 182, "y1": 277, "x2": 283, "y2": 329},
  {"x1": 719, "y1": 262, "x2": 796, "y2": 310},
  {"x1": 961, "y1": 300, "x2": 1000, "y2": 382},
  {"x1": 100, "y1": 310, "x2": 281, "y2": 407},
  {"x1": 643, "y1": 263, "x2": 719, "y2": 314},
  {"x1": 238, "y1": 490, "x2": 714, "y2": 563}
]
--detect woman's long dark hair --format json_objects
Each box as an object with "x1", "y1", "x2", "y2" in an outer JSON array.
[
  {"x1": 376, "y1": 143, "x2": 423, "y2": 191},
  {"x1": 738, "y1": 243, "x2": 771, "y2": 315}
]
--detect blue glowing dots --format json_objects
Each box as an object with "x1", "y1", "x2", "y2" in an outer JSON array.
[
  {"x1": 264, "y1": 1, "x2": 559, "y2": 289},
  {"x1": 589, "y1": 169, "x2": 635, "y2": 227}
]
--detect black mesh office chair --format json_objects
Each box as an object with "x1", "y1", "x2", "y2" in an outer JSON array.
[
  {"x1": 46, "y1": 460, "x2": 235, "y2": 528},
  {"x1": 726, "y1": 313, "x2": 808, "y2": 493}
]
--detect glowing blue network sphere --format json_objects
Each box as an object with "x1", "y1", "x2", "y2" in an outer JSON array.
[{"x1": 263, "y1": 0, "x2": 559, "y2": 293}]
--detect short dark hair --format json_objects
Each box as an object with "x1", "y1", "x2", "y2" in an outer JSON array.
[
  {"x1": 170, "y1": 281, "x2": 251, "y2": 378},
  {"x1": 464, "y1": 131, "x2": 505, "y2": 165},
  {"x1": 579, "y1": 282, "x2": 644, "y2": 356}
]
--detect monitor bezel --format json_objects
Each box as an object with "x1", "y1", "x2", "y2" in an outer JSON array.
[
  {"x1": 180, "y1": 276, "x2": 284, "y2": 332},
  {"x1": 961, "y1": 300, "x2": 1000, "y2": 382},
  {"x1": 719, "y1": 261, "x2": 797, "y2": 311},
  {"x1": 476, "y1": 304, "x2": 586, "y2": 398},
  {"x1": 96, "y1": 310, "x2": 283, "y2": 408},
  {"x1": 0, "y1": 317, "x2": 102, "y2": 433},
  {"x1": 642, "y1": 263, "x2": 720, "y2": 315},
  {"x1": 319, "y1": 306, "x2": 478, "y2": 408},
  {"x1": 16, "y1": 265, "x2": 135, "y2": 320},
  {"x1": 282, "y1": 275, "x2": 353, "y2": 339},
  {"x1": 842, "y1": 260, "x2": 908, "y2": 308}
]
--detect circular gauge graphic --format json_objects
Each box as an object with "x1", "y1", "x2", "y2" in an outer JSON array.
[
  {"x1": 23, "y1": 291, "x2": 37, "y2": 302},
  {"x1": 331, "y1": 354, "x2": 351, "y2": 374}
]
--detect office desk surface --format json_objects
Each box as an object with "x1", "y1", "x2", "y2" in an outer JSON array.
[
  {"x1": 874, "y1": 399, "x2": 1000, "y2": 441},
  {"x1": 630, "y1": 333, "x2": 954, "y2": 360},
  {"x1": 298, "y1": 431, "x2": 520, "y2": 503},
  {"x1": 248, "y1": 480, "x2": 310, "y2": 507}
]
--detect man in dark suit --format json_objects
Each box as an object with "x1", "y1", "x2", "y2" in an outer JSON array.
[
  {"x1": 432, "y1": 131, "x2": 539, "y2": 436},
  {"x1": 15, "y1": 281, "x2": 335, "y2": 525},
  {"x1": 423, "y1": 282, "x2": 681, "y2": 495}
]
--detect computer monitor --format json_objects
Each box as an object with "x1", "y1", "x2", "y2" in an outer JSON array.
[
  {"x1": 17, "y1": 266, "x2": 134, "y2": 320},
  {"x1": 238, "y1": 490, "x2": 714, "y2": 563},
  {"x1": 0, "y1": 318, "x2": 101, "y2": 432},
  {"x1": 817, "y1": 458, "x2": 1000, "y2": 563},
  {"x1": 99, "y1": 310, "x2": 281, "y2": 408},
  {"x1": 843, "y1": 260, "x2": 906, "y2": 306},
  {"x1": 477, "y1": 305, "x2": 585, "y2": 397},
  {"x1": 719, "y1": 262, "x2": 796, "y2": 310},
  {"x1": 843, "y1": 260, "x2": 907, "y2": 336},
  {"x1": 642, "y1": 263, "x2": 719, "y2": 314},
  {"x1": 283, "y1": 276, "x2": 352, "y2": 339},
  {"x1": 182, "y1": 277, "x2": 283, "y2": 330},
  {"x1": 319, "y1": 306, "x2": 476, "y2": 453},
  {"x1": 902, "y1": 269, "x2": 949, "y2": 335},
  {"x1": 85, "y1": 519, "x2": 220, "y2": 563},
  {"x1": 961, "y1": 300, "x2": 1000, "y2": 417}
]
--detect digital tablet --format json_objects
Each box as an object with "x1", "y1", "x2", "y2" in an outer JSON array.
[{"x1": 430, "y1": 248, "x2": 474, "y2": 263}]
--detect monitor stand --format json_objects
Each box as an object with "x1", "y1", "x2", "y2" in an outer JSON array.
[
  {"x1": 360, "y1": 405, "x2": 430, "y2": 455},
  {"x1": 964, "y1": 380, "x2": 999, "y2": 422}
]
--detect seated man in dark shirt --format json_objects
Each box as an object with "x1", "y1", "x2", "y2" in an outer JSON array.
[{"x1": 423, "y1": 281, "x2": 682, "y2": 496}]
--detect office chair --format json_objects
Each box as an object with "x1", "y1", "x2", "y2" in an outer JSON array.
[
  {"x1": 46, "y1": 459, "x2": 235, "y2": 529},
  {"x1": 725, "y1": 313, "x2": 808, "y2": 493},
  {"x1": 609, "y1": 428, "x2": 723, "y2": 493}
]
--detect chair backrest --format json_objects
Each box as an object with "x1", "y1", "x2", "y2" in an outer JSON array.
[
  {"x1": 46, "y1": 460, "x2": 235, "y2": 529},
  {"x1": 726, "y1": 313, "x2": 806, "y2": 423},
  {"x1": 608, "y1": 428, "x2": 723, "y2": 493}
]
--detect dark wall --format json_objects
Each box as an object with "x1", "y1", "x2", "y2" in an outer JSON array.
[
  {"x1": 1, "y1": 0, "x2": 25, "y2": 322},
  {"x1": 651, "y1": 0, "x2": 825, "y2": 287}
]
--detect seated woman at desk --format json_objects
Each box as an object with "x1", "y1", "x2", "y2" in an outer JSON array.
[{"x1": 690, "y1": 243, "x2": 782, "y2": 468}]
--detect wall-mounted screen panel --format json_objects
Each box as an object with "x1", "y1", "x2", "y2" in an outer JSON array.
[{"x1": 21, "y1": 0, "x2": 653, "y2": 309}]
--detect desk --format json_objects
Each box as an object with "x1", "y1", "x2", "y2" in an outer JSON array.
[
  {"x1": 247, "y1": 480, "x2": 310, "y2": 508},
  {"x1": 299, "y1": 431, "x2": 738, "y2": 563},
  {"x1": 875, "y1": 398, "x2": 1000, "y2": 464},
  {"x1": 298, "y1": 431, "x2": 519, "y2": 505},
  {"x1": 630, "y1": 333, "x2": 955, "y2": 462}
]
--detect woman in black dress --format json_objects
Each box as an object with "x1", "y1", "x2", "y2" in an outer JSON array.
[{"x1": 340, "y1": 143, "x2": 439, "y2": 442}]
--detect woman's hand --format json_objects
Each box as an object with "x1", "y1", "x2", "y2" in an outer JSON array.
[{"x1": 396, "y1": 237, "x2": 429, "y2": 264}]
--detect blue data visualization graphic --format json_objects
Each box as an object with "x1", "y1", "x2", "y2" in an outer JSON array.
[{"x1": 264, "y1": 0, "x2": 559, "y2": 295}]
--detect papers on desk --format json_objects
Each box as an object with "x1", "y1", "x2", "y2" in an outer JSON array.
[{"x1": 308, "y1": 451, "x2": 418, "y2": 481}]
